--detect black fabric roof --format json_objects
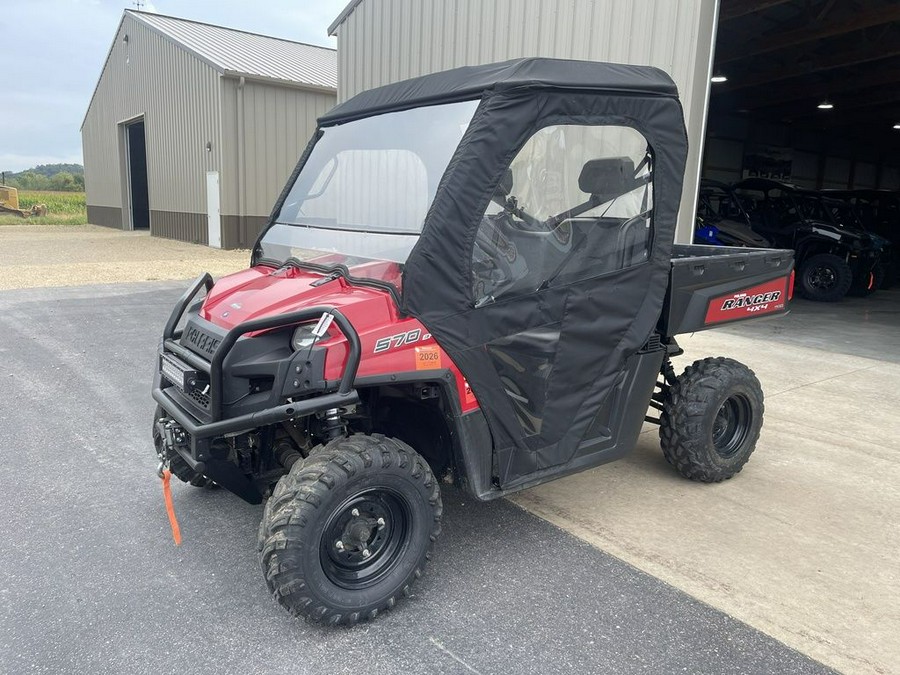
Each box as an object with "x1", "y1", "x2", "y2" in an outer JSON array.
[{"x1": 320, "y1": 57, "x2": 679, "y2": 124}]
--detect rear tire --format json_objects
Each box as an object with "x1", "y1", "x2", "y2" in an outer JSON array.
[
  {"x1": 258, "y1": 433, "x2": 441, "y2": 625},
  {"x1": 796, "y1": 253, "x2": 852, "y2": 302},
  {"x1": 660, "y1": 357, "x2": 764, "y2": 482},
  {"x1": 152, "y1": 406, "x2": 213, "y2": 488},
  {"x1": 878, "y1": 259, "x2": 895, "y2": 290}
]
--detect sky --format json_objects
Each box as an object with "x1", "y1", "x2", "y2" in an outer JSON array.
[{"x1": 0, "y1": 0, "x2": 347, "y2": 173}]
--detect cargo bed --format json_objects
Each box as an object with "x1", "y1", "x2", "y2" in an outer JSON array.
[{"x1": 660, "y1": 244, "x2": 794, "y2": 337}]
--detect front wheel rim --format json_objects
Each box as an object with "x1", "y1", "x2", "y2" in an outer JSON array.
[
  {"x1": 712, "y1": 394, "x2": 753, "y2": 459},
  {"x1": 808, "y1": 265, "x2": 837, "y2": 290},
  {"x1": 320, "y1": 488, "x2": 411, "y2": 590}
]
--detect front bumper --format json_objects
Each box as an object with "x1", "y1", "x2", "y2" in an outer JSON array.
[
  {"x1": 849, "y1": 253, "x2": 880, "y2": 279},
  {"x1": 152, "y1": 273, "x2": 362, "y2": 501}
]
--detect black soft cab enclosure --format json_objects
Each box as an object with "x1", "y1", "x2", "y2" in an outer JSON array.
[{"x1": 301, "y1": 58, "x2": 793, "y2": 490}]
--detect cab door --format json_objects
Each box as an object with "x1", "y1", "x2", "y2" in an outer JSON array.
[{"x1": 404, "y1": 104, "x2": 686, "y2": 490}]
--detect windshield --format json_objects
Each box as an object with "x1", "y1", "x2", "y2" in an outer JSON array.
[
  {"x1": 699, "y1": 186, "x2": 747, "y2": 224},
  {"x1": 824, "y1": 199, "x2": 862, "y2": 229},
  {"x1": 257, "y1": 100, "x2": 480, "y2": 287},
  {"x1": 795, "y1": 195, "x2": 834, "y2": 223}
]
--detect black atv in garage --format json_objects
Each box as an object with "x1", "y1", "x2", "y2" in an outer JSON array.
[
  {"x1": 823, "y1": 189, "x2": 897, "y2": 290},
  {"x1": 733, "y1": 178, "x2": 881, "y2": 301},
  {"x1": 820, "y1": 196, "x2": 894, "y2": 294}
]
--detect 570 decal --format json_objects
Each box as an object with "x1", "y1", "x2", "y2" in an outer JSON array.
[{"x1": 373, "y1": 328, "x2": 432, "y2": 353}]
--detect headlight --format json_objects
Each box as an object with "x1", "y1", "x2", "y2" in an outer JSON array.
[
  {"x1": 291, "y1": 324, "x2": 318, "y2": 351},
  {"x1": 291, "y1": 313, "x2": 336, "y2": 351},
  {"x1": 291, "y1": 323, "x2": 333, "y2": 351}
]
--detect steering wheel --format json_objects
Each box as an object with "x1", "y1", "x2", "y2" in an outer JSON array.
[{"x1": 472, "y1": 216, "x2": 518, "y2": 304}]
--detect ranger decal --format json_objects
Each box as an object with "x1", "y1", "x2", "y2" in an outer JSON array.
[
  {"x1": 705, "y1": 277, "x2": 789, "y2": 324},
  {"x1": 721, "y1": 291, "x2": 782, "y2": 310}
]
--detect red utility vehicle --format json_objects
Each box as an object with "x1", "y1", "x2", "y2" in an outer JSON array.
[{"x1": 152, "y1": 59, "x2": 793, "y2": 624}]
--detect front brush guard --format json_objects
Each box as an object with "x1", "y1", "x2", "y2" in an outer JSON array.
[{"x1": 151, "y1": 273, "x2": 362, "y2": 503}]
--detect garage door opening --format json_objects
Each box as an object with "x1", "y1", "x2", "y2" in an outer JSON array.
[{"x1": 125, "y1": 119, "x2": 150, "y2": 230}]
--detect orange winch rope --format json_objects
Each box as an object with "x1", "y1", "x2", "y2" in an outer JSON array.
[{"x1": 161, "y1": 469, "x2": 183, "y2": 546}]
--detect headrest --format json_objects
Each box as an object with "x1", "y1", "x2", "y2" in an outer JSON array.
[{"x1": 578, "y1": 157, "x2": 637, "y2": 197}]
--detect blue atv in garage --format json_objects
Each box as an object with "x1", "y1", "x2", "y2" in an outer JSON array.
[{"x1": 695, "y1": 180, "x2": 772, "y2": 248}]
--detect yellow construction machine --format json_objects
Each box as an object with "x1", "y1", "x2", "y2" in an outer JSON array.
[{"x1": 0, "y1": 185, "x2": 47, "y2": 217}]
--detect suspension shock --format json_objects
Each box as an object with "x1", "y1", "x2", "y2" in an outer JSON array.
[{"x1": 322, "y1": 408, "x2": 346, "y2": 441}]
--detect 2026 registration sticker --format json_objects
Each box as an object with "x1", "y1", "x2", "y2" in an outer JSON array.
[{"x1": 415, "y1": 345, "x2": 442, "y2": 369}]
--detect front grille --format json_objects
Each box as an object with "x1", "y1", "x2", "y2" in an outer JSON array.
[
  {"x1": 181, "y1": 319, "x2": 223, "y2": 358},
  {"x1": 187, "y1": 387, "x2": 211, "y2": 410}
]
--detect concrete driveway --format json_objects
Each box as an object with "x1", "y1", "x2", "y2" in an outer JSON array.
[{"x1": 513, "y1": 293, "x2": 900, "y2": 675}]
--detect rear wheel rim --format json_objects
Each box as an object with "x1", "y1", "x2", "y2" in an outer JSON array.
[
  {"x1": 320, "y1": 488, "x2": 411, "y2": 590},
  {"x1": 712, "y1": 394, "x2": 752, "y2": 459}
]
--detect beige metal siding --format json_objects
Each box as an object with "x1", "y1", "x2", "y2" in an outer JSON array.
[
  {"x1": 220, "y1": 77, "x2": 335, "y2": 228},
  {"x1": 82, "y1": 14, "x2": 222, "y2": 220},
  {"x1": 332, "y1": 0, "x2": 719, "y2": 243},
  {"x1": 151, "y1": 210, "x2": 208, "y2": 245}
]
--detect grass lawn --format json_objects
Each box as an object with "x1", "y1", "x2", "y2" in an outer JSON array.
[{"x1": 0, "y1": 190, "x2": 87, "y2": 225}]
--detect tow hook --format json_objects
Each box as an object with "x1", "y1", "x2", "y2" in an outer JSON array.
[
  {"x1": 156, "y1": 417, "x2": 186, "y2": 479},
  {"x1": 162, "y1": 420, "x2": 187, "y2": 448}
]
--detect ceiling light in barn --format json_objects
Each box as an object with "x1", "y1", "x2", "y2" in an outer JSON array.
[
  {"x1": 817, "y1": 100, "x2": 834, "y2": 110},
  {"x1": 894, "y1": 123, "x2": 900, "y2": 130},
  {"x1": 710, "y1": 73, "x2": 728, "y2": 83}
]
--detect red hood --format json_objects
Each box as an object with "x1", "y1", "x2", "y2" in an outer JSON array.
[
  {"x1": 196, "y1": 264, "x2": 479, "y2": 414},
  {"x1": 200, "y1": 265, "x2": 400, "y2": 332}
]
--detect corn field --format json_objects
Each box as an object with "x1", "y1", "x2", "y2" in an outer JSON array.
[{"x1": 1, "y1": 190, "x2": 88, "y2": 225}]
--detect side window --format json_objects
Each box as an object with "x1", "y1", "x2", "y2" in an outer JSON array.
[{"x1": 471, "y1": 125, "x2": 653, "y2": 307}]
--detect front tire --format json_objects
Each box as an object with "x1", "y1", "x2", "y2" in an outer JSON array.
[
  {"x1": 796, "y1": 253, "x2": 852, "y2": 302},
  {"x1": 660, "y1": 357, "x2": 764, "y2": 482},
  {"x1": 258, "y1": 434, "x2": 441, "y2": 625}
]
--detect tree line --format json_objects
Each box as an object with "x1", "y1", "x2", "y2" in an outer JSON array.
[{"x1": 1, "y1": 164, "x2": 85, "y2": 192}]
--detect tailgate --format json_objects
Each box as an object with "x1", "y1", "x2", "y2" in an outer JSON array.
[{"x1": 660, "y1": 244, "x2": 794, "y2": 337}]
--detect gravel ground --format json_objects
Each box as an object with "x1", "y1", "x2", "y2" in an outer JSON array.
[{"x1": 0, "y1": 225, "x2": 248, "y2": 290}]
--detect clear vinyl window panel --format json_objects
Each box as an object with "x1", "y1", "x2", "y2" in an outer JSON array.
[
  {"x1": 261, "y1": 99, "x2": 479, "y2": 277},
  {"x1": 472, "y1": 125, "x2": 653, "y2": 307}
]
